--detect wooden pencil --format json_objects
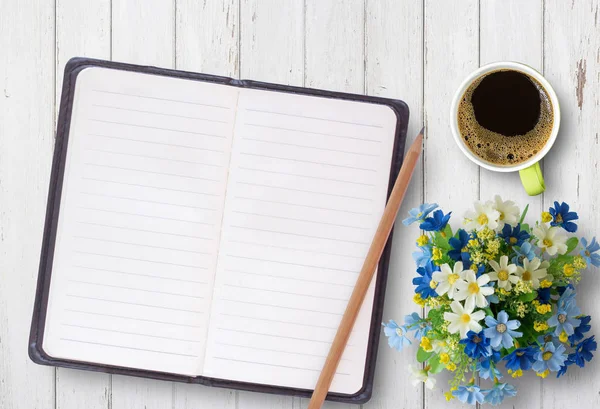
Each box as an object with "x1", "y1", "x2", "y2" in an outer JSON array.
[{"x1": 307, "y1": 127, "x2": 425, "y2": 409}]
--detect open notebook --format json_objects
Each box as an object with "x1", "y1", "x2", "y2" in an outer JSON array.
[{"x1": 29, "y1": 58, "x2": 409, "y2": 403}]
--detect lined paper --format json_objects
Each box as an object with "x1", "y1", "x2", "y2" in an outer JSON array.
[
  {"x1": 203, "y1": 89, "x2": 397, "y2": 394},
  {"x1": 42, "y1": 67, "x2": 239, "y2": 375}
]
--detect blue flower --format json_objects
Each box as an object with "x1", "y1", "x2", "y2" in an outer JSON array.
[
  {"x1": 511, "y1": 242, "x2": 536, "y2": 266},
  {"x1": 537, "y1": 333, "x2": 562, "y2": 349},
  {"x1": 537, "y1": 287, "x2": 551, "y2": 305},
  {"x1": 548, "y1": 300, "x2": 581, "y2": 336},
  {"x1": 484, "y1": 311, "x2": 523, "y2": 350},
  {"x1": 557, "y1": 286, "x2": 576, "y2": 309},
  {"x1": 503, "y1": 347, "x2": 538, "y2": 371},
  {"x1": 549, "y1": 201, "x2": 579, "y2": 233},
  {"x1": 557, "y1": 358, "x2": 573, "y2": 378},
  {"x1": 500, "y1": 223, "x2": 530, "y2": 246},
  {"x1": 412, "y1": 245, "x2": 432, "y2": 268},
  {"x1": 413, "y1": 261, "x2": 439, "y2": 299},
  {"x1": 453, "y1": 384, "x2": 485, "y2": 405},
  {"x1": 402, "y1": 203, "x2": 438, "y2": 226},
  {"x1": 460, "y1": 331, "x2": 492, "y2": 359},
  {"x1": 419, "y1": 209, "x2": 451, "y2": 232},
  {"x1": 448, "y1": 229, "x2": 470, "y2": 261},
  {"x1": 532, "y1": 342, "x2": 567, "y2": 372},
  {"x1": 403, "y1": 312, "x2": 431, "y2": 340},
  {"x1": 569, "y1": 315, "x2": 591, "y2": 344},
  {"x1": 581, "y1": 237, "x2": 600, "y2": 267},
  {"x1": 382, "y1": 320, "x2": 411, "y2": 351},
  {"x1": 569, "y1": 336, "x2": 596, "y2": 368},
  {"x1": 477, "y1": 358, "x2": 502, "y2": 380},
  {"x1": 482, "y1": 383, "x2": 517, "y2": 406}
]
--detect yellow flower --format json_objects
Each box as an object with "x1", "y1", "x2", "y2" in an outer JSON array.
[
  {"x1": 510, "y1": 369, "x2": 523, "y2": 378},
  {"x1": 541, "y1": 212, "x2": 552, "y2": 223},
  {"x1": 574, "y1": 256, "x2": 587, "y2": 269},
  {"x1": 432, "y1": 247, "x2": 443, "y2": 261},
  {"x1": 563, "y1": 264, "x2": 575, "y2": 277},
  {"x1": 413, "y1": 293, "x2": 426, "y2": 306},
  {"x1": 559, "y1": 331, "x2": 569, "y2": 343},
  {"x1": 536, "y1": 369, "x2": 550, "y2": 379},
  {"x1": 468, "y1": 239, "x2": 480, "y2": 248},
  {"x1": 477, "y1": 227, "x2": 495, "y2": 241},
  {"x1": 416, "y1": 235, "x2": 429, "y2": 246},
  {"x1": 420, "y1": 337, "x2": 433, "y2": 352},
  {"x1": 486, "y1": 239, "x2": 501, "y2": 255},
  {"x1": 516, "y1": 302, "x2": 528, "y2": 318},
  {"x1": 534, "y1": 321, "x2": 549, "y2": 332},
  {"x1": 540, "y1": 279, "x2": 552, "y2": 289},
  {"x1": 439, "y1": 353, "x2": 450, "y2": 364},
  {"x1": 536, "y1": 304, "x2": 552, "y2": 314},
  {"x1": 446, "y1": 362, "x2": 457, "y2": 371},
  {"x1": 470, "y1": 263, "x2": 479, "y2": 272},
  {"x1": 444, "y1": 391, "x2": 454, "y2": 401}
]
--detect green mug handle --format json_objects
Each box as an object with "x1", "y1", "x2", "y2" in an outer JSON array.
[{"x1": 519, "y1": 162, "x2": 545, "y2": 196}]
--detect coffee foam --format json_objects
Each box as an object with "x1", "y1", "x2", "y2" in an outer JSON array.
[{"x1": 457, "y1": 70, "x2": 554, "y2": 166}]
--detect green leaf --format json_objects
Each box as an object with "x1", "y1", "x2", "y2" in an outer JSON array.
[
  {"x1": 484, "y1": 307, "x2": 494, "y2": 317},
  {"x1": 417, "y1": 347, "x2": 433, "y2": 363},
  {"x1": 521, "y1": 223, "x2": 530, "y2": 233},
  {"x1": 518, "y1": 292, "x2": 537, "y2": 302},
  {"x1": 519, "y1": 204, "x2": 530, "y2": 225},
  {"x1": 566, "y1": 237, "x2": 579, "y2": 254},
  {"x1": 443, "y1": 224, "x2": 453, "y2": 239},
  {"x1": 428, "y1": 355, "x2": 445, "y2": 374}
]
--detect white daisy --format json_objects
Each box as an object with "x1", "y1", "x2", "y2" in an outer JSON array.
[
  {"x1": 533, "y1": 224, "x2": 568, "y2": 255},
  {"x1": 489, "y1": 195, "x2": 520, "y2": 229},
  {"x1": 464, "y1": 201, "x2": 501, "y2": 231},
  {"x1": 516, "y1": 257, "x2": 549, "y2": 289},
  {"x1": 432, "y1": 261, "x2": 468, "y2": 299},
  {"x1": 444, "y1": 300, "x2": 486, "y2": 339},
  {"x1": 488, "y1": 255, "x2": 519, "y2": 290},
  {"x1": 408, "y1": 365, "x2": 436, "y2": 390},
  {"x1": 454, "y1": 270, "x2": 494, "y2": 310}
]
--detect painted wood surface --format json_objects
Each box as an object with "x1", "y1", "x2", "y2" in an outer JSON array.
[{"x1": 1, "y1": 1, "x2": 599, "y2": 408}]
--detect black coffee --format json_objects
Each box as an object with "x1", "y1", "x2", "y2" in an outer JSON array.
[{"x1": 457, "y1": 69, "x2": 553, "y2": 166}]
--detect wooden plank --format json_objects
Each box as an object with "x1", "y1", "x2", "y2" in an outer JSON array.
[
  {"x1": 364, "y1": 1, "x2": 424, "y2": 409},
  {"x1": 542, "y1": 0, "x2": 600, "y2": 407},
  {"x1": 423, "y1": 0, "x2": 479, "y2": 407},
  {"x1": 303, "y1": 1, "x2": 363, "y2": 408},
  {"x1": 479, "y1": 2, "x2": 545, "y2": 408},
  {"x1": 237, "y1": 0, "x2": 303, "y2": 408},
  {"x1": 110, "y1": 1, "x2": 176, "y2": 407},
  {"x1": 0, "y1": 1, "x2": 57, "y2": 408},
  {"x1": 54, "y1": 1, "x2": 112, "y2": 408}
]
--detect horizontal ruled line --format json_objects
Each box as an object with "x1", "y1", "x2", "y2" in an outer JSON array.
[
  {"x1": 216, "y1": 327, "x2": 341, "y2": 346},
  {"x1": 91, "y1": 104, "x2": 230, "y2": 123},
  {"x1": 228, "y1": 226, "x2": 369, "y2": 245},
  {"x1": 235, "y1": 196, "x2": 372, "y2": 215},
  {"x1": 89, "y1": 118, "x2": 227, "y2": 138},
  {"x1": 85, "y1": 147, "x2": 223, "y2": 167},
  {"x1": 72, "y1": 265, "x2": 209, "y2": 284},
  {"x1": 225, "y1": 254, "x2": 359, "y2": 274},
  {"x1": 73, "y1": 235, "x2": 211, "y2": 254},
  {"x1": 242, "y1": 136, "x2": 380, "y2": 155},
  {"x1": 244, "y1": 123, "x2": 381, "y2": 143},
  {"x1": 236, "y1": 181, "x2": 373, "y2": 201},
  {"x1": 75, "y1": 221, "x2": 213, "y2": 239},
  {"x1": 90, "y1": 133, "x2": 225, "y2": 153},
  {"x1": 68, "y1": 279, "x2": 205, "y2": 299},
  {"x1": 224, "y1": 269, "x2": 355, "y2": 288},
  {"x1": 67, "y1": 294, "x2": 203, "y2": 313},
  {"x1": 237, "y1": 166, "x2": 375, "y2": 186},
  {"x1": 83, "y1": 162, "x2": 220, "y2": 182},
  {"x1": 218, "y1": 312, "x2": 339, "y2": 330},
  {"x1": 215, "y1": 341, "x2": 350, "y2": 361},
  {"x1": 231, "y1": 210, "x2": 368, "y2": 230},
  {"x1": 220, "y1": 299, "x2": 343, "y2": 316},
  {"x1": 239, "y1": 152, "x2": 377, "y2": 172},
  {"x1": 212, "y1": 357, "x2": 350, "y2": 375},
  {"x1": 74, "y1": 249, "x2": 209, "y2": 268},
  {"x1": 77, "y1": 206, "x2": 213, "y2": 225},
  {"x1": 92, "y1": 89, "x2": 231, "y2": 109},
  {"x1": 66, "y1": 309, "x2": 203, "y2": 328},
  {"x1": 61, "y1": 323, "x2": 202, "y2": 343},
  {"x1": 82, "y1": 177, "x2": 219, "y2": 196},
  {"x1": 60, "y1": 338, "x2": 199, "y2": 357},
  {"x1": 226, "y1": 238, "x2": 364, "y2": 259},
  {"x1": 223, "y1": 284, "x2": 349, "y2": 302},
  {"x1": 245, "y1": 108, "x2": 383, "y2": 128}
]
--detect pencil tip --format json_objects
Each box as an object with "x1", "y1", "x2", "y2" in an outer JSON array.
[{"x1": 419, "y1": 126, "x2": 425, "y2": 136}]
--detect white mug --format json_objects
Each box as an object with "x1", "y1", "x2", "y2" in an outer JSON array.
[{"x1": 450, "y1": 61, "x2": 561, "y2": 196}]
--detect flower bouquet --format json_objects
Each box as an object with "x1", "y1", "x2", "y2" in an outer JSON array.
[{"x1": 383, "y1": 197, "x2": 598, "y2": 405}]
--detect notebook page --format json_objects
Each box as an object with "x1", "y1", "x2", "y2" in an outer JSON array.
[
  {"x1": 203, "y1": 89, "x2": 397, "y2": 393},
  {"x1": 42, "y1": 67, "x2": 239, "y2": 375}
]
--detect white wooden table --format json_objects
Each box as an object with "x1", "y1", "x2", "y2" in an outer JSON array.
[{"x1": 1, "y1": 1, "x2": 599, "y2": 408}]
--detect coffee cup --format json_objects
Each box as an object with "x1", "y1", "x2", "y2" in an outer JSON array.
[{"x1": 450, "y1": 61, "x2": 560, "y2": 196}]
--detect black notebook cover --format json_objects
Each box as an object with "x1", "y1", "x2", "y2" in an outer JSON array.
[{"x1": 28, "y1": 57, "x2": 409, "y2": 404}]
